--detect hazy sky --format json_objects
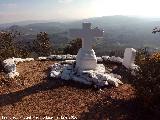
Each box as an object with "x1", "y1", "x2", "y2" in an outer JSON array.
[{"x1": 0, "y1": 0, "x2": 160, "y2": 23}]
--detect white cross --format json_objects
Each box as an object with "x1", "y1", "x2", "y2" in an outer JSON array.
[{"x1": 69, "y1": 23, "x2": 104, "y2": 51}]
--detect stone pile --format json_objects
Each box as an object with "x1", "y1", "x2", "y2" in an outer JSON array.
[
  {"x1": 2, "y1": 47, "x2": 138, "y2": 82},
  {"x1": 37, "y1": 54, "x2": 124, "y2": 64},
  {"x1": 2, "y1": 57, "x2": 34, "y2": 78},
  {"x1": 102, "y1": 56, "x2": 123, "y2": 63},
  {"x1": 38, "y1": 54, "x2": 77, "y2": 61},
  {"x1": 50, "y1": 62, "x2": 123, "y2": 87},
  {"x1": 122, "y1": 48, "x2": 138, "y2": 69},
  {"x1": 49, "y1": 48, "x2": 138, "y2": 88}
]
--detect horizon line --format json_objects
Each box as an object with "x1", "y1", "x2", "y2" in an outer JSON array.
[{"x1": 1, "y1": 15, "x2": 160, "y2": 25}]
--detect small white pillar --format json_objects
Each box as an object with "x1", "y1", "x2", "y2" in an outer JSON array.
[{"x1": 123, "y1": 48, "x2": 136, "y2": 69}]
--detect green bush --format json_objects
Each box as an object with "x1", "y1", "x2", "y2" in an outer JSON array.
[{"x1": 134, "y1": 49, "x2": 160, "y2": 111}]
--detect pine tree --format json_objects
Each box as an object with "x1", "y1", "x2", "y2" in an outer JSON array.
[
  {"x1": 33, "y1": 32, "x2": 53, "y2": 56},
  {"x1": 0, "y1": 31, "x2": 31, "y2": 61},
  {"x1": 0, "y1": 31, "x2": 16, "y2": 61}
]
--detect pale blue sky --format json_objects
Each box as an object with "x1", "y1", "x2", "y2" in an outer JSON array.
[{"x1": 0, "y1": 0, "x2": 160, "y2": 23}]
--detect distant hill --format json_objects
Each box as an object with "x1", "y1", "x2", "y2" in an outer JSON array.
[
  {"x1": 1, "y1": 15, "x2": 160, "y2": 55},
  {"x1": 67, "y1": 16, "x2": 160, "y2": 52},
  {"x1": 0, "y1": 20, "x2": 58, "y2": 28},
  {"x1": 24, "y1": 22, "x2": 66, "y2": 34}
]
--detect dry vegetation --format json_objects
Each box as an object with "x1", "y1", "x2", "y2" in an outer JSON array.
[{"x1": 0, "y1": 60, "x2": 158, "y2": 120}]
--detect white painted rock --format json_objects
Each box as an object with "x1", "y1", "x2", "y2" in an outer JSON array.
[
  {"x1": 3, "y1": 58, "x2": 16, "y2": 72},
  {"x1": 109, "y1": 56, "x2": 123, "y2": 63},
  {"x1": 50, "y1": 71, "x2": 61, "y2": 78},
  {"x1": 3, "y1": 57, "x2": 34, "y2": 79},
  {"x1": 66, "y1": 54, "x2": 73, "y2": 60},
  {"x1": 54, "y1": 55, "x2": 61, "y2": 60},
  {"x1": 48, "y1": 55, "x2": 56, "y2": 60},
  {"x1": 102, "y1": 56, "x2": 123, "y2": 63},
  {"x1": 3, "y1": 58, "x2": 15, "y2": 66},
  {"x1": 50, "y1": 63, "x2": 64, "y2": 78},
  {"x1": 6, "y1": 72, "x2": 19, "y2": 79},
  {"x1": 95, "y1": 64, "x2": 106, "y2": 73},
  {"x1": 61, "y1": 55, "x2": 67, "y2": 60},
  {"x1": 62, "y1": 60, "x2": 76, "y2": 64},
  {"x1": 97, "y1": 57, "x2": 103, "y2": 62},
  {"x1": 47, "y1": 55, "x2": 76, "y2": 61},
  {"x1": 103, "y1": 74, "x2": 123, "y2": 87},
  {"x1": 72, "y1": 55, "x2": 77, "y2": 59},
  {"x1": 102, "y1": 56, "x2": 110, "y2": 61},
  {"x1": 5, "y1": 64, "x2": 16, "y2": 73},
  {"x1": 14, "y1": 58, "x2": 25, "y2": 64},
  {"x1": 38, "y1": 57, "x2": 47, "y2": 60},
  {"x1": 61, "y1": 65, "x2": 72, "y2": 80}
]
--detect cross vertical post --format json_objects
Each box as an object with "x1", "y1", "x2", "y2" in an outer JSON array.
[{"x1": 69, "y1": 23, "x2": 104, "y2": 72}]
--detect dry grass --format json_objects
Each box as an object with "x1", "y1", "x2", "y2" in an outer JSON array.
[{"x1": 0, "y1": 60, "x2": 152, "y2": 120}]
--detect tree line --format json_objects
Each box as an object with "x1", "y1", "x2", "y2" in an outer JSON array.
[{"x1": 0, "y1": 31, "x2": 82, "y2": 62}]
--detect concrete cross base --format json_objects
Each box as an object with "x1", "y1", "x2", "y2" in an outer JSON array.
[
  {"x1": 49, "y1": 62, "x2": 123, "y2": 88},
  {"x1": 76, "y1": 48, "x2": 97, "y2": 72}
]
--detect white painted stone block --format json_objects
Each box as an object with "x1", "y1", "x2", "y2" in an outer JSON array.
[
  {"x1": 123, "y1": 48, "x2": 136, "y2": 69},
  {"x1": 76, "y1": 48, "x2": 97, "y2": 72}
]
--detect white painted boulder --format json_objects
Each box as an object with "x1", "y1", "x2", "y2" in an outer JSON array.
[
  {"x1": 122, "y1": 48, "x2": 137, "y2": 69},
  {"x1": 2, "y1": 58, "x2": 19, "y2": 78},
  {"x1": 2, "y1": 57, "x2": 34, "y2": 79}
]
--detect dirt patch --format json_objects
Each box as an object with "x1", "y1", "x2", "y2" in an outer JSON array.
[{"x1": 0, "y1": 60, "x2": 152, "y2": 120}]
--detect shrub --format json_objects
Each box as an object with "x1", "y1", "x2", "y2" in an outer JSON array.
[
  {"x1": 0, "y1": 31, "x2": 30, "y2": 60},
  {"x1": 134, "y1": 49, "x2": 160, "y2": 111},
  {"x1": 63, "y1": 38, "x2": 82, "y2": 55}
]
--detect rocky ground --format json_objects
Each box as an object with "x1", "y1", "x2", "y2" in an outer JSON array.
[{"x1": 0, "y1": 61, "x2": 157, "y2": 120}]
